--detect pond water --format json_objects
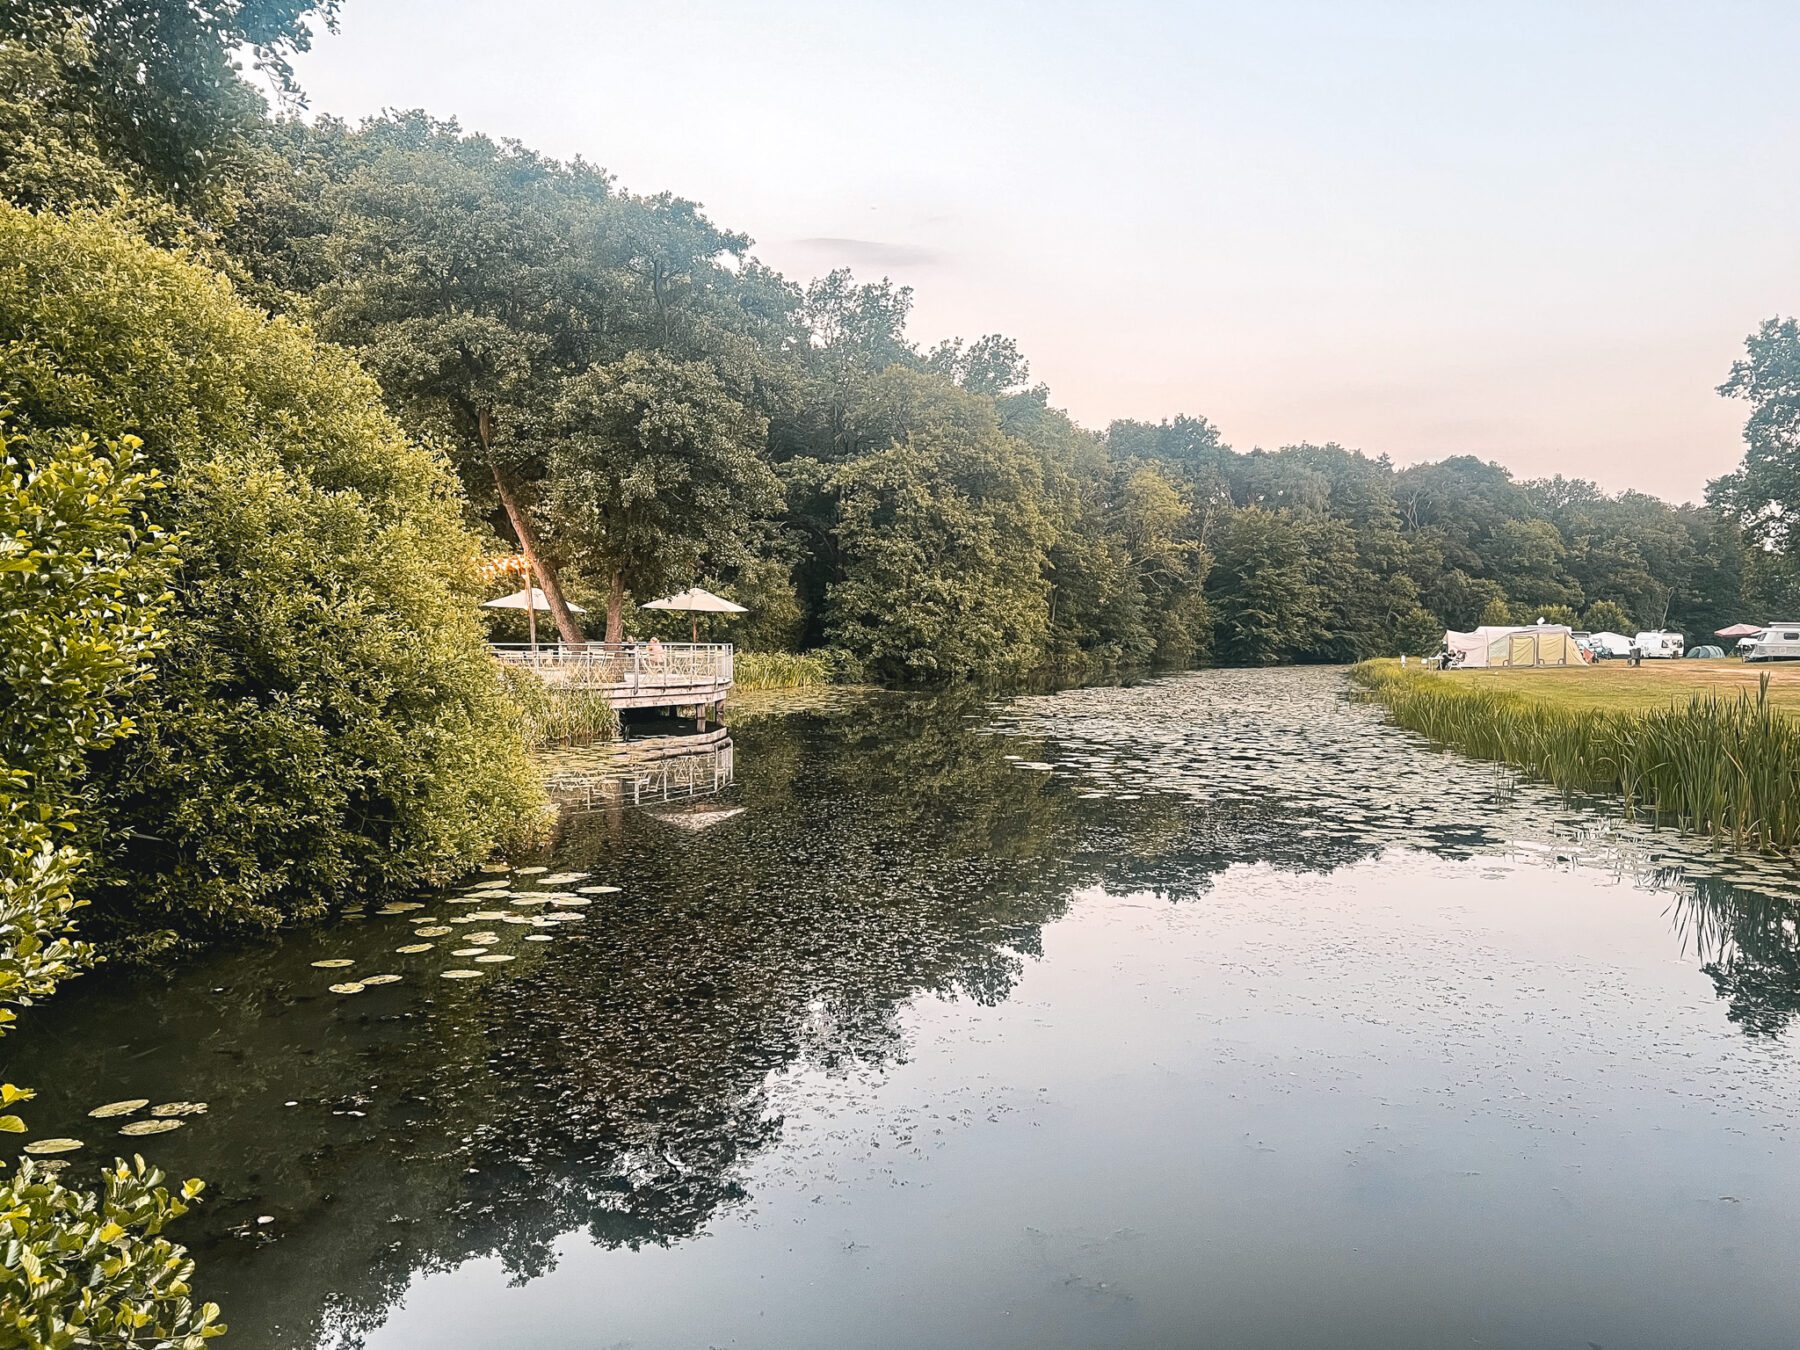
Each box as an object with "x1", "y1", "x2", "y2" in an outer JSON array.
[{"x1": 16, "y1": 668, "x2": 1800, "y2": 1349}]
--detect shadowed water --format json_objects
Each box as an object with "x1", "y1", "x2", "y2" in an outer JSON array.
[{"x1": 14, "y1": 668, "x2": 1800, "y2": 1348}]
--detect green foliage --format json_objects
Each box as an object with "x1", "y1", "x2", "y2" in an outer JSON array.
[
  {"x1": 0, "y1": 1156, "x2": 224, "y2": 1348},
  {"x1": 1354, "y1": 661, "x2": 1800, "y2": 851},
  {"x1": 1210, "y1": 508, "x2": 1328, "y2": 665},
  {"x1": 2, "y1": 1, "x2": 337, "y2": 222},
  {"x1": 1582, "y1": 599, "x2": 1635, "y2": 633},
  {"x1": 0, "y1": 205, "x2": 541, "y2": 938},
  {"x1": 501, "y1": 667, "x2": 620, "y2": 748},
  {"x1": 818, "y1": 372, "x2": 1054, "y2": 681},
  {"x1": 0, "y1": 401, "x2": 216, "y2": 1347},
  {"x1": 0, "y1": 416, "x2": 172, "y2": 1016},
  {"x1": 733, "y1": 651, "x2": 838, "y2": 691},
  {"x1": 548, "y1": 351, "x2": 779, "y2": 639},
  {"x1": 1512, "y1": 603, "x2": 1581, "y2": 627},
  {"x1": 1479, "y1": 595, "x2": 1514, "y2": 626}
]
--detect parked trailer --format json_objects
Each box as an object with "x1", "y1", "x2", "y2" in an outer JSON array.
[
  {"x1": 1632, "y1": 630, "x2": 1685, "y2": 659},
  {"x1": 1745, "y1": 625, "x2": 1800, "y2": 662}
]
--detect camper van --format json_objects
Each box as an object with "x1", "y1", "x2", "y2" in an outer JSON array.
[
  {"x1": 1745, "y1": 625, "x2": 1800, "y2": 662},
  {"x1": 1632, "y1": 630, "x2": 1684, "y2": 659}
]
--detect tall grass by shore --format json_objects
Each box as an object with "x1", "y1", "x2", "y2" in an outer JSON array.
[
  {"x1": 733, "y1": 650, "x2": 838, "y2": 690},
  {"x1": 1351, "y1": 661, "x2": 1800, "y2": 852},
  {"x1": 500, "y1": 666, "x2": 620, "y2": 747}
]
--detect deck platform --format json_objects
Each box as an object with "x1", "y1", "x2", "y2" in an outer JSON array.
[{"x1": 492, "y1": 642, "x2": 733, "y2": 714}]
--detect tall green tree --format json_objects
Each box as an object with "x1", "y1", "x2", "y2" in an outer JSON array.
[
  {"x1": 2, "y1": 1, "x2": 338, "y2": 222},
  {"x1": 820, "y1": 371, "x2": 1054, "y2": 680},
  {"x1": 547, "y1": 352, "x2": 779, "y2": 642}
]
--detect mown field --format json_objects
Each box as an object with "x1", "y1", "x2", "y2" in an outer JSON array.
[{"x1": 1414, "y1": 657, "x2": 1800, "y2": 715}]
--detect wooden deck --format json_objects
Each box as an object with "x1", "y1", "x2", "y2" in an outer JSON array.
[{"x1": 492, "y1": 642, "x2": 733, "y2": 713}]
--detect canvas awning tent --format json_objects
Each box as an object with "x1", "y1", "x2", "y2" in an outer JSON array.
[
  {"x1": 641, "y1": 587, "x2": 747, "y2": 641},
  {"x1": 1444, "y1": 624, "x2": 1586, "y2": 668}
]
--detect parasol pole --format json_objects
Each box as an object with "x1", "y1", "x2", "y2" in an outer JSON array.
[{"x1": 526, "y1": 555, "x2": 538, "y2": 655}]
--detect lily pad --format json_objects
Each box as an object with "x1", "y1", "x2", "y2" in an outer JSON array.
[
  {"x1": 467, "y1": 932, "x2": 500, "y2": 945},
  {"x1": 524, "y1": 934, "x2": 555, "y2": 943},
  {"x1": 474, "y1": 953, "x2": 515, "y2": 964},
  {"x1": 413, "y1": 925, "x2": 452, "y2": 937},
  {"x1": 23, "y1": 1138, "x2": 83, "y2": 1155},
  {"x1": 578, "y1": 886, "x2": 621, "y2": 895},
  {"x1": 549, "y1": 897, "x2": 591, "y2": 907},
  {"x1": 468, "y1": 911, "x2": 507, "y2": 921},
  {"x1": 88, "y1": 1099, "x2": 149, "y2": 1119},
  {"x1": 360, "y1": 974, "x2": 402, "y2": 986},
  {"x1": 537, "y1": 872, "x2": 589, "y2": 885},
  {"x1": 451, "y1": 947, "x2": 486, "y2": 957},
  {"x1": 441, "y1": 969, "x2": 482, "y2": 980},
  {"x1": 329, "y1": 982, "x2": 366, "y2": 994},
  {"x1": 119, "y1": 1119, "x2": 183, "y2": 1136},
  {"x1": 513, "y1": 866, "x2": 548, "y2": 875},
  {"x1": 150, "y1": 1102, "x2": 208, "y2": 1118},
  {"x1": 311, "y1": 959, "x2": 355, "y2": 969},
  {"x1": 396, "y1": 943, "x2": 434, "y2": 954}
]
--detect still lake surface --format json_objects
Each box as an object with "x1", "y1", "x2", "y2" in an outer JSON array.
[{"x1": 18, "y1": 668, "x2": 1800, "y2": 1349}]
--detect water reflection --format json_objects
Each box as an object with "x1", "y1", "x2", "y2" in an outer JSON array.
[
  {"x1": 13, "y1": 669, "x2": 1800, "y2": 1348},
  {"x1": 541, "y1": 729, "x2": 735, "y2": 813}
]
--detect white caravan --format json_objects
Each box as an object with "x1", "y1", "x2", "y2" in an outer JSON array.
[
  {"x1": 1584, "y1": 631, "x2": 1634, "y2": 659},
  {"x1": 1745, "y1": 625, "x2": 1800, "y2": 662},
  {"x1": 1632, "y1": 630, "x2": 1684, "y2": 659}
]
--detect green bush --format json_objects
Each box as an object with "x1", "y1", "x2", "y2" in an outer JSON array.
[
  {"x1": 0, "y1": 1157, "x2": 224, "y2": 1348},
  {"x1": 1, "y1": 413, "x2": 221, "y2": 1343},
  {"x1": 0, "y1": 206, "x2": 542, "y2": 938}
]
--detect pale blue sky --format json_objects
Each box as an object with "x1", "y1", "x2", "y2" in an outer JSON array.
[{"x1": 285, "y1": 0, "x2": 1800, "y2": 500}]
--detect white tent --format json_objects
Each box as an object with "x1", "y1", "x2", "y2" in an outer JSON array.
[{"x1": 1444, "y1": 624, "x2": 1586, "y2": 668}]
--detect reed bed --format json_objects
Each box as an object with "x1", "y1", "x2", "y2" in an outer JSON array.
[
  {"x1": 732, "y1": 650, "x2": 838, "y2": 691},
  {"x1": 499, "y1": 665, "x2": 620, "y2": 747},
  {"x1": 1351, "y1": 661, "x2": 1800, "y2": 852}
]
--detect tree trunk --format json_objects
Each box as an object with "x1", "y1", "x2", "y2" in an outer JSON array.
[
  {"x1": 606, "y1": 569, "x2": 625, "y2": 644},
  {"x1": 478, "y1": 409, "x2": 583, "y2": 648}
]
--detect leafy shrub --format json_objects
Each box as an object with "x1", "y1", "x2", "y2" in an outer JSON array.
[
  {"x1": 0, "y1": 1157, "x2": 223, "y2": 1348},
  {"x1": 1, "y1": 413, "x2": 219, "y2": 1343},
  {"x1": 0, "y1": 206, "x2": 541, "y2": 938}
]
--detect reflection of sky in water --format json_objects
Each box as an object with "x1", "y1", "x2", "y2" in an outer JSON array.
[{"x1": 16, "y1": 669, "x2": 1800, "y2": 1349}]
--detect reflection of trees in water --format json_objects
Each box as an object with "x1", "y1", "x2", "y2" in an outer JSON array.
[
  {"x1": 1669, "y1": 874, "x2": 1800, "y2": 1037},
  {"x1": 18, "y1": 689, "x2": 1799, "y2": 1348}
]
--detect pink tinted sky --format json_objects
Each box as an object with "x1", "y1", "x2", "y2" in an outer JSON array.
[{"x1": 285, "y1": 0, "x2": 1800, "y2": 502}]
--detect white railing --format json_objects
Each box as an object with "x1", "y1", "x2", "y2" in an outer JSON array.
[
  {"x1": 545, "y1": 737, "x2": 735, "y2": 811},
  {"x1": 491, "y1": 642, "x2": 733, "y2": 688}
]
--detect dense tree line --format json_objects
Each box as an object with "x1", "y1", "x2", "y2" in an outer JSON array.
[{"x1": 202, "y1": 115, "x2": 1748, "y2": 677}]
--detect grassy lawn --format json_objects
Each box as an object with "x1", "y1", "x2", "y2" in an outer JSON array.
[{"x1": 1397, "y1": 657, "x2": 1800, "y2": 715}]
